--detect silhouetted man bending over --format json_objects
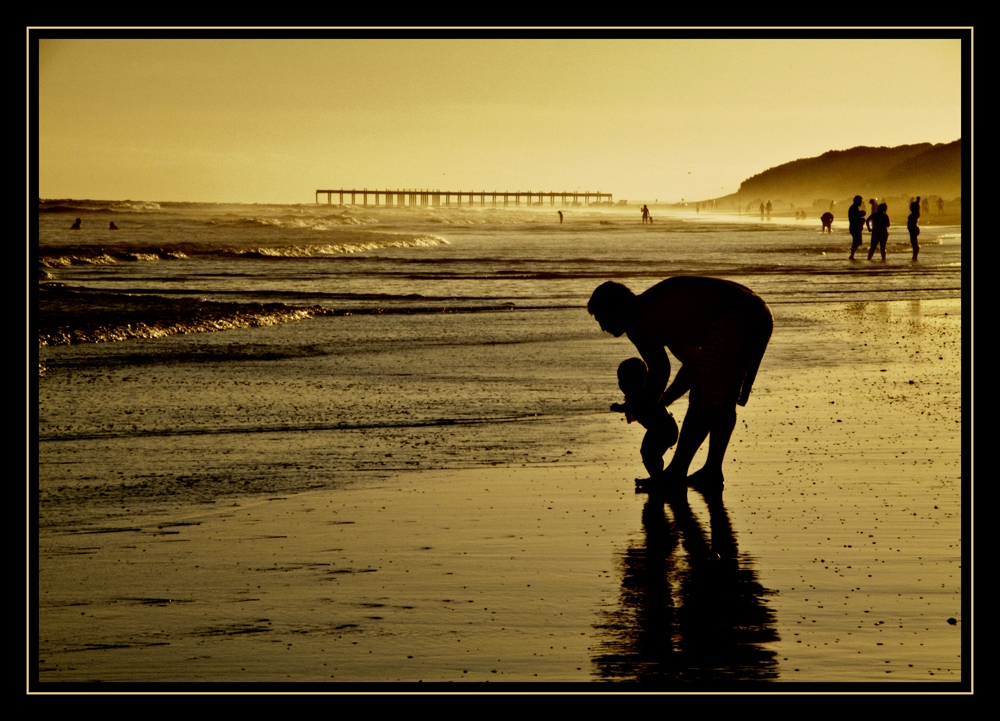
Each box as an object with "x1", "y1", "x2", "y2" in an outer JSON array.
[{"x1": 588, "y1": 277, "x2": 773, "y2": 494}]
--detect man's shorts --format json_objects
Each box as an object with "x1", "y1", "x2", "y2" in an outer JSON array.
[{"x1": 689, "y1": 299, "x2": 773, "y2": 407}]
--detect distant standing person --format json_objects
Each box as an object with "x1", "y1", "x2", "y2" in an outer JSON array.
[
  {"x1": 869, "y1": 198, "x2": 878, "y2": 218},
  {"x1": 820, "y1": 212, "x2": 834, "y2": 232},
  {"x1": 759, "y1": 202, "x2": 765, "y2": 219},
  {"x1": 907, "y1": 197, "x2": 921, "y2": 261},
  {"x1": 848, "y1": 195, "x2": 866, "y2": 260},
  {"x1": 558, "y1": 210, "x2": 563, "y2": 224},
  {"x1": 937, "y1": 197, "x2": 944, "y2": 213},
  {"x1": 765, "y1": 200, "x2": 772, "y2": 218},
  {"x1": 641, "y1": 205, "x2": 650, "y2": 224},
  {"x1": 922, "y1": 197, "x2": 930, "y2": 215},
  {"x1": 866, "y1": 202, "x2": 890, "y2": 260},
  {"x1": 70, "y1": 218, "x2": 81, "y2": 230},
  {"x1": 588, "y1": 276, "x2": 773, "y2": 494}
]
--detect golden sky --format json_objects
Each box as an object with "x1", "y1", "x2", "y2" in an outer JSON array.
[{"x1": 36, "y1": 38, "x2": 963, "y2": 205}]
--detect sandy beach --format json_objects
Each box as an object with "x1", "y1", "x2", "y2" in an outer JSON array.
[{"x1": 35, "y1": 296, "x2": 965, "y2": 688}]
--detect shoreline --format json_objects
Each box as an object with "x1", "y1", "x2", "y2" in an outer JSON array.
[{"x1": 35, "y1": 297, "x2": 965, "y2": 686}]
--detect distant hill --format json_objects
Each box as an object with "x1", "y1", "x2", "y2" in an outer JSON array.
[{"x1": 732, "y1": 140, "x2": 961, "y2": 206}]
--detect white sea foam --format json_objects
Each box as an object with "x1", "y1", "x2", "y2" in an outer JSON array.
[{"x1": 243, "y1": 235, "x2": 449, "y2": 257}]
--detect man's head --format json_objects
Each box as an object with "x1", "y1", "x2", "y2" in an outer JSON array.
[
  {"x1": 588, "y1": 281, "x2": 635, "y2": 337},
  {"x1": 617, "y1": 357, "x2": 649, "y2": 395},
  {"x1": 854, "y1": 195, "x2": 863, "y2": 205}
]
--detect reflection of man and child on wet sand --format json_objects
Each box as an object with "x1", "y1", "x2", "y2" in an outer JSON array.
[{"x1": 590, "y1": 275, "x2": 773, "y2": 498}]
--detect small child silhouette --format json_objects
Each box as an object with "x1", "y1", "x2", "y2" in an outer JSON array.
[{"x1": 610, "y1": 357, "x2": 680, "y2": 481}]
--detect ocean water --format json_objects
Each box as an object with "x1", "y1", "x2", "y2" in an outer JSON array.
[{"x1": 36, "y1": 199, "x2": 961, "y2": 527}]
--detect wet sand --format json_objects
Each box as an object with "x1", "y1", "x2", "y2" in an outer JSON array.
[{"x1": 35, "y1": 298, "x2": 965, "y2": 687}]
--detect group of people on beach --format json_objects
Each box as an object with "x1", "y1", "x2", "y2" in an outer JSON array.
[
  {"x1": 847, "y1": 195, "x2": 922, "y2": 261},
  {"x1": 589, "y1": 275, "x2": 773, "y2": 498}
]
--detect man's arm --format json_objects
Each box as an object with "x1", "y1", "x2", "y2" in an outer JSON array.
[
  {"x1": 633, "y1": 340, "x2": 670, "y2": 409},
  {"x1": 660, "y1": 364, "x2": 692, "y2": 408},
  {"x1": 635, "y1": 340, "x2": 699, "y2": 409},
  {"x1": 659, "y1": 342, "x2": 700, "y2": 407}
]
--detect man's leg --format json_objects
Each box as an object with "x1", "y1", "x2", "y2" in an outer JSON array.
[
  {"x1": 700, "y1": 402, "x2": 737, "y2": 476},
  {"x1": 664, "y1": 396, "x2": 711, "y2": 480}
]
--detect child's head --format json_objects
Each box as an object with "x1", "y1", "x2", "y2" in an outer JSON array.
[{"x1": 617, "y1": 357, "x2": 650, "y2": 395}]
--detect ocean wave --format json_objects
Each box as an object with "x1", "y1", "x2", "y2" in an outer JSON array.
[
  {"x1": 38, "y1": 287, "x2": 324, "y2": 347},
  {"x1": 39, "y1": 250, "x2": 187, "y2": 267},
  {"x1": 231, "y1": 235, "x2": 448, "y2": 258},
  {"x1": 232, "y1": 214, "x2": 379, "y2": 229},
  {"x1": 38, "y1": 199, "x2": 163, "y2": 213}
]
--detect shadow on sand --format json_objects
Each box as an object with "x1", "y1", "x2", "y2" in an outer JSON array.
[{"x1": 592, "y1": 488, "x2": 780, "y2": 686}]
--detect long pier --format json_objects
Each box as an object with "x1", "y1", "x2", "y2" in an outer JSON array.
[{"x1": 315, "y1": 188, "x2": 613, "y2": 207}]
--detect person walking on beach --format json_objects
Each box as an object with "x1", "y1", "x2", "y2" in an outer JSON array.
[
  {"x1": 937, "y1": 197, "x2": 944, "y2": 213},
  {"x1": 759, "y1": 202, "x2": 765, "y2": 219},
  {"x1": 866, "y1": 202, "x2": 890, "y2": 260},
  {"x1": 70, "y1": 218, "x2": 81, "y2": 230},
  {"x1": 766, "y1": 201, "x2": 772, "y2": 219},
  {"x1": 641, "y1": 205, "x2": 650, "y2": 224},
  {"x1": 848, "y1": 195, "x2": 866, "y2": 259},
  {"x1": 588, "y1": 276, "x2": 773, "y2": 495},
  {"x1": 907, "y1": 197, "x2": 921, "y2": 261},
  {"x1": 922, "y1": 197, "x2": 930, "y2": 215},
  {"x1": 610, "y1": 357, "x2": 680, "y2": 481},
  {"x1": 558, "y1": 210, "x2": 563, "y2": 224}
]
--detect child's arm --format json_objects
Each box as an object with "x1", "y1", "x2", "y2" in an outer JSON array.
[{"x1": 610, "y1": 399, "x2": 635, "y2": 423}]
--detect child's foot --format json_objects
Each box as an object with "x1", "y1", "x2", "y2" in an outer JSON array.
[{"x1": 635, "y1": 468, "x2": 687, "y2": 499}]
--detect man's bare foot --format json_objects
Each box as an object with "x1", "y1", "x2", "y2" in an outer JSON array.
[{"x1": 687, "y1": 467, "x2": 725, "y2": 495}]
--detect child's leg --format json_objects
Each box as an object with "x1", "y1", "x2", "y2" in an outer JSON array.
[{"x1": 640, "y1": 428, "x2": 669, "y2": 477}]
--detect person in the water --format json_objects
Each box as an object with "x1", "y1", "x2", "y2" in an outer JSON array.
[
  {"x1": 907, "y1": 197, "x2": 921, "y2": 261},
  {"x1": 866, "y1": 202, "x2": 890, "y2": 261},
  {"x1": 848, "y1": 195, "x2": 866, "y2": 260}
]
